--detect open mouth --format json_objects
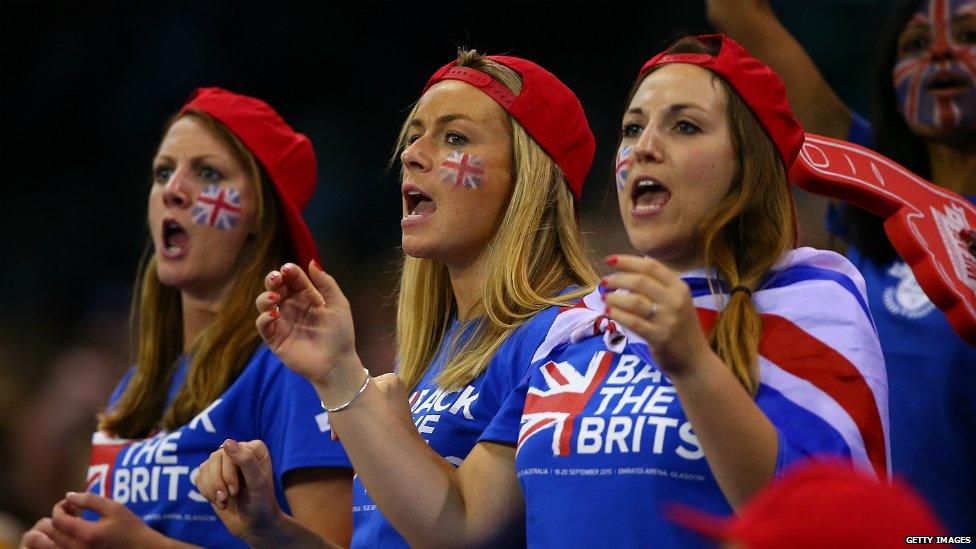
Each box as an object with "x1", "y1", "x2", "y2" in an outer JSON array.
[
  {"x1": 161, "y1": 218, "x2": 189, "y2": 258},
  {"x1": 631, "y1": 177, "x2": 671, "y2": 215},
  {"x1": 402, "y1": 185, "x2": 437, "y2": 220},
  {"x1": 927, "y1": 72, "x2": 970, "y2": 92}
]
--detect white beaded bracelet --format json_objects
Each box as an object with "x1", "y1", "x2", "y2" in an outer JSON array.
[{"x1": 320, "y1": 367, "x2": 371, "y2": 413}]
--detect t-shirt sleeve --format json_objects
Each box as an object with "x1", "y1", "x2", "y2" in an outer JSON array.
[
  {"x1": 258, "y1": 356, "x2": 352, "y2": 482},
  {"x1": 106, "y1": 367, "x2": 136, "y2": 409},
  {"x1": 477, "y1": 370, "x2": 530, "y2": 446}
]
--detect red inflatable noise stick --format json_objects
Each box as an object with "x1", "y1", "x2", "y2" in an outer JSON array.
[{"x1": 789, "y1": 133, "x2": 976, "y2": 346}]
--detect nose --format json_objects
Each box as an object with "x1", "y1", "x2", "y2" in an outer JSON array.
[
  {"x1": 162, "y1": 168, "x2": 192, "y2": 209},
  {"x1": 631, "y1": 127, "x2": 663, "y2": 165},
  {"x1": 400, "y1": 137, "x2": 433, "y2": 174},
  {"x1": 930, "y1": 37, "x2": 955, "y2": 62}
]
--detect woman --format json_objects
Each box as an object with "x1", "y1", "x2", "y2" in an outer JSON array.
[
  {"x1": 20, "y1": 88, "x2": 353, "y2": 548},
  {"x1": 196, "y1": 52, "x2": 599, "y2": 547},
  {"x1": 202, "y1": 36, "x2": 887, "y2": 547},
  {"x1": 707, "y1": 0, "x2": 976, "y2": 533}
]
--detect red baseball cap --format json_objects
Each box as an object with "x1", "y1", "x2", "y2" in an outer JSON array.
[
  {"x1": 179, "y1": 87, "x2": 320, "y2": 268},
  {"x1": 639, "y1": 34, "x2": 804, "y2": 170},
  {"x1": 423, "y1": 56, "x2": 595, "y2": 202},
  {"x1": 667, "y1": 460, "x2": 945, "y2": 548}
]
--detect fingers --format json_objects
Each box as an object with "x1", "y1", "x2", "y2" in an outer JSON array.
[
  {"x1": 606, "y1": 254, "x2": 678, "y2": 285},
  {"x1": 280, "y1": 263, "x2": 323, "y2": 304},
  {"x1": 307, "y1": 260, "x2": 350, "y2": 310},
  {"x1": 603, "y1": 287, "x2": 658, "y2": 320},
  {"x1": 51, "y1": 498, "x2": 95, "y2": 547},
  {"x1": 63, "y1": 491, "x2": 115, "y2": 516},
  {"x1": 198, "y1": 449, "x2": 233, "y2": 510},
  {"x1": 223, "y1": 439, "x2": 272, "y2": 492},
  {"x1": 21, "y1": 519, "x2": 56, "y2": 549},
  {"x1": 602, "y1": 272, "x2": 669, "y2": 303}
]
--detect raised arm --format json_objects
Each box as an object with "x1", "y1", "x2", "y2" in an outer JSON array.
[
  {"x1": 705, "y1": 0, "x2": 852, "y2": 138},
  {"x1": 249, "y1": 261, "x2": 523, "y2": 548}
]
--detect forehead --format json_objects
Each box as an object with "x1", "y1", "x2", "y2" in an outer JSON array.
[
  {"x1": 912, "y1": 0, "x2": 976, "y2": 17},
  {"x1": 629, "y1": 64, "x2": 725, "y2": 114},
  {"x1": 158, "y1": 115, "x2": 227, "y2": 154},
  {"x1": 413, "y1": 80, "x2": 508, "y2": 124}
]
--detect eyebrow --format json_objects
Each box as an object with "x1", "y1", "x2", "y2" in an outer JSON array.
[
  {"x1": 152, "y1": 154, "x2": 228, "y2": 165},
  {"x1": 407, "y1": 113, "x2": 475, "y2": 128},
  {"x1": 627, "y1": 103, "x2": 706, "y2": 117}
]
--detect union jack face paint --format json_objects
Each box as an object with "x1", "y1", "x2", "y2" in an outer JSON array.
[
  {"x1": 615, "y1": 145, "x2": 633, "y2": 191},
  {"x1": 191, "y1": 184, "x2": 242, "y2": 230},
  {"x1": 439, "y1": 151, "x2": 485, "y2": 189},
  {"x1": 893, "y1": 0, "x2": 976, "y2": 131}
]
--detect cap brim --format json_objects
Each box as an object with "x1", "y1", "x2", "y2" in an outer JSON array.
[{"x1": 664, "y1": 502, "x2": 736, "y2": 540}]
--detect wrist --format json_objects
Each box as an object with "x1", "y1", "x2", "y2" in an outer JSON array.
[
  {"x1": 312, "y1": 355, "x2": 367, "y2": 406},
  {"x1": 241, "y1": 508, "x2": 291, "y2": 549}
]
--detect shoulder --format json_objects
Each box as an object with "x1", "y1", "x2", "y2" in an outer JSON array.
[{"x1": 754, "y1": 247, "x2": 872, "y2": 321}]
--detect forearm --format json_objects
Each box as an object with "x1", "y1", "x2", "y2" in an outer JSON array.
[
  {"x1": 315, "y1": 362, "x2": 480, "y2": 548},
  {"x1": 669, "y1": 352, "x2": 778, "y2": 510},
  {"x1": 705, "y1": 0, "x2": 851, "y2": 137},
  {"x1": 243, "y1": 513, "x2": 342, "y2": 549}
]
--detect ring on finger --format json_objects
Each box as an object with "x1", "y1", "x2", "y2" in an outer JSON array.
[{"x1": 646, "y1": 301, "x2": 658, "y2": 319}]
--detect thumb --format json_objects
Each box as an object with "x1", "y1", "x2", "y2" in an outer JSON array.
[
  {"x1": 308, "y1": 260, "x2": 348, "y2": 308},
  {"x1": 224, "y1": 440, "x2": 272, "y2": 490}
]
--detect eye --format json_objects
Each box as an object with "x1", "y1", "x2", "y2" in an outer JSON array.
[
  {"x1": 674, "y1": 120, "x2": 701, "y2": 135},
  {"x1": 955, "y1": 29, "x2": 976, "y2": 45},
  {"x1": 900, "y1": 35, "x2": 929, "y2": 55},
  {"x1": 198, "y1": 166, "x2": 223, "y2": 181},
  {"x1": 153, "y1": 165, "x2": 172, "y2": 184},
  {"x1": 445, "y1": 131, "x2": 469, "y2": 146},
  {"x1": 405, "y1": 133, "x2": 421, "y2": 146},
  {"x1": 621, "y1": 122, "x2": 643, "y2": 138}
]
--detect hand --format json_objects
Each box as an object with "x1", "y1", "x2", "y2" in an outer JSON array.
[
  {"x1": 46, "y1": 492, "x2": 168, "y2": 548},
  {"x1": 194, "y1": 439, "x2": 283, "y2": 544},
  {"x1": 20, "y1": 516, "x2": 58, "y2": 549},
  {"x1": 256, "y1": 261, "x2": 362, "y2": 390},
  {"x1": 602, "y1": 255, "x2": 714, "y2": 376}
]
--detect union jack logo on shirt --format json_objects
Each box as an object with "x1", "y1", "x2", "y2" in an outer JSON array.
[
  {"x1": 440, "y1": 151, "x2": 485, "y2": 189},
  {"x1": 192, "y1": 185, "x2": 242, "y2": 230},
  {"x1": 518, "y1": 351, "x2": 614, "y2": 456}
]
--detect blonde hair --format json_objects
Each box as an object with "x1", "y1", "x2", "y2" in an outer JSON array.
[
  {"x1": 100, "y1": 111, "x2": 290, "y2": 438},
  {"x1": 634, "y1": 37, "x2": 796, "y2": 395},
  {"x1": 396, "y1": 50, "x2": 598, "y2": 391}
]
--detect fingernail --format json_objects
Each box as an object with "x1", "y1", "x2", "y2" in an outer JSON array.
[
  {"x1": 312, "y1": 259, "x2": 323, "y2": 272},
  {"x1": 228, "y1": 484, "x2": 237, "y2": 496},
  {"x1": 216, "y1": 490, "x2": 226, "y2": 502},
  {"x1": 605, "y1": 305, "x2": 612, "y2": 314},
  {"x1": 66, "y1": 491, "x2": 77, "y2": 497},
  {"x1": 224, "y1": 439, "x2": 240, "y2": 453},
  {"x1": 269, "y1": 309, "x2": 279, "y2": 319},
  {"x1": 270, "y1": 272, "x2": 281, "y2": 282},
  {"x1": 268, "y1": 292, "x2": 279, "y2": 302},
  {"x1": 599, "y1": 277, "x2": 608, "y2": 287},
  {"x1": 281, "y1": 264, "x2": 292, "y2": 273},
  {"x1": 606, "y1": 255, "x2": 618, "y2": 266}
]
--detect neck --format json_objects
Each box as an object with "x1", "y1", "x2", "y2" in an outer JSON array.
[
  {"x1": 446, "y1": 250, "x2": 490, "y2": 322},
  {"x1": 926, "y1": 140, "x2": 976, "y2": 195},
  {"x1": 179, "y1": 289, "x2": 224, "y2": 353}
]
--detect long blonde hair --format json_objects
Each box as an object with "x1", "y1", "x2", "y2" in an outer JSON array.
[
  {"x1": 396, "y1": 50, "x2": 598, "y2": 391},
  {"x1": 633, "y1": 37, "x2": 796, "y2": 395},
  {"x1": 100, "y1": 111, "x2": 290, "y2": 438}
]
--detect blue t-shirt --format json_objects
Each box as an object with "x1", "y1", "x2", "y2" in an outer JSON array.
[
  {"x1": 85, "y1": 344, "x2": 351, "y2": 548},
  {"x1": 842, "y1": 114, "x2": 976, "y2": 534},
  {"x1": 480, "y1": 248, "x2": 888, "y2": 548},
  {"x1": 350, "y1": 303, "x2": 566, "y2": 548}
]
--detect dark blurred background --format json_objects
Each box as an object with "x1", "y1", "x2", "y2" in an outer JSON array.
[{"x1": 0, "y1": 0, "x2": 890, "y2": 542}]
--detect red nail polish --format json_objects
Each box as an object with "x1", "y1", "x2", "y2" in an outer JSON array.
[
  {"x1": 269, "y1": 309, "x2": 279, "y2": 319},
  {"x1": 599, "y1": 277, "x2": 608, "y2": 287},
  {"x1": 312, "y1": 259, "x2": 323, "y2": 272},
  {"x1": 268, "y1": 292, "x2": 279, "y2": 301},
  {"x1": 606, "y1": 255, "x2": 618, "y2": 266},
  {"x1": 281, "y1": 264, "x2": 291, "y2": 273},
  {"x1": 605, "y1": 305, "x2": 612, "y2": 314},
  {"x1": 270, "y1": 272, "x2": 281, "y2": 282}
]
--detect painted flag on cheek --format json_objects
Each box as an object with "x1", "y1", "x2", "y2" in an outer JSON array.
[
  {"x1": 440, "y1": 151, "x2": 485, "y2": 189},
  {"x1": 616, "y1": 146, "x2": 632, "y2": 191},
  {"x1": 191, "y1": 185, "x2": 242, "y2": 230}
]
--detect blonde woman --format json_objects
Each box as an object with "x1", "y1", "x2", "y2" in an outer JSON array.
[
  {"x1": 20, "y1": 88, "x2": 352, "y2": 549},
  {"x1": 195, "y1": 52, "x2": 598, "y2": 547},
  {"x1": 206, "y1": 37, "x2": 889, "y2": 548}
]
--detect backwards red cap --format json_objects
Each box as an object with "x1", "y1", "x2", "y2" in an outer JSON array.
[
  {"x1": 179, "y1": 87, "x2": 320, "y2": 268},
  {"x1": 668, "y1": 460, "x2": 945, "y2": 548},
  {"x1": 640, "y1": 34, "x2": 804, "y2": 169},
  {"x1": 424, "y1": 56, "x2": 595, "y2": 202}
]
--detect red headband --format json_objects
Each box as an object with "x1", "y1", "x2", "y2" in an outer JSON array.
[
  {"x1": 424, "y1": 55, "x2": 595, "y2": 202},
  {"x1": 639, "y1": 34, "x2": 804, "y2": 169}
]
